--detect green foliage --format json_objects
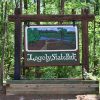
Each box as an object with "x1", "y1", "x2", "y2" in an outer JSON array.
[{"x1": 0, "y1": 1, "x2": 15, "y2": 80}]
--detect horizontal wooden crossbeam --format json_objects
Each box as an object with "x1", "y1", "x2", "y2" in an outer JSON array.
[
  {"x1": 8, "y1": 14, "x2": 95, "y2": 22},
  {"x1": 6, "y1": 80, "x2": 99, "y2": 95}
]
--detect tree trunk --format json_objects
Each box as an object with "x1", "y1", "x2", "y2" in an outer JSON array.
[{"x1": 0, "y1": 1, "x2": 7, "y2": 92}]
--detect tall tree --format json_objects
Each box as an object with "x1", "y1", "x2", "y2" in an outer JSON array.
[{"x1": 0, "y1": 1, "x2": 7, "y2": 92}]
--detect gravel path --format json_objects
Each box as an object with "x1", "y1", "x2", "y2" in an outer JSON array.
[{"x1": 0, "y1": 94, "x2": 100, "y2": 100}]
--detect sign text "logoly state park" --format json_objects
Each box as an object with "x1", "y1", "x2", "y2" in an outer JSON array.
[{"x1": 27, "y1": 52, "x2": 77, "y2": 63}]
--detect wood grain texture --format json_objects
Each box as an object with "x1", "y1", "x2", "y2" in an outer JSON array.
[
  {"x1": 6, "y1": 80, "x2": 99, "y2": 95},
  {"x1": 8, "y1": 14, "x2": 94, "y2": 22},
  {"x1": 7, "y1": 79, "x2": 99, "y2": 84}
]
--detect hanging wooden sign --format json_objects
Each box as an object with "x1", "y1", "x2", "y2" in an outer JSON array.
[{"x1": 24, "y1": 25, "x2": 79, "y2": 66}]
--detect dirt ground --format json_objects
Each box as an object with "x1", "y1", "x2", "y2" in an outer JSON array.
[{"x1": 0, "y1": 94, "x2": 100, "y2": 100}]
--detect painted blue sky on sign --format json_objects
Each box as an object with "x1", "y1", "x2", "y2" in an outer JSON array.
[{"x1": 30, "y1": 26, "x2": 76, "y2": 32}]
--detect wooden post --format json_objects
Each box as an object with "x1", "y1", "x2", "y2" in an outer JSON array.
[
  {"x1": 14, "y1": 8, "x2": 22, "y2": 80},
  {"x1": 35, "y1": 0, "x2": 41, "y2": 78},
  {"x1": 81, "y1": 9, "x2": 89, "y2": 73}
]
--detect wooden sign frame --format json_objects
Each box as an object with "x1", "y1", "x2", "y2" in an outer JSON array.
[
  {"x1": 25, "y1": 25, "x2": 79, "y2": 52},
  {"x1": 8, "y1": 7, "x2": 95, "y2": 79},
  {"x1": 24, "y1": 25, "x2": 79, "y2": 66}
]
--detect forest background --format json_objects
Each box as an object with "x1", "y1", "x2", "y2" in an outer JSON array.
[{"x1": 0, "y1": 0, "x2": 100, "y2": 81}]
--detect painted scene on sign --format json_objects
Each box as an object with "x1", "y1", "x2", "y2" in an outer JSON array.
[{"x1": 26, "y1": 26, "x2": 78, "y2": 51}]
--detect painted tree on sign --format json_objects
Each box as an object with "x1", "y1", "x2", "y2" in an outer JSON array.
[{"x1": 28, "y1": 28, "x2": 40, "y2": 43}]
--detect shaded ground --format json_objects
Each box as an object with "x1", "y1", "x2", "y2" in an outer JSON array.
[{"x1": 0, "y1": 94, "x2": 100, "y2": 100}]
